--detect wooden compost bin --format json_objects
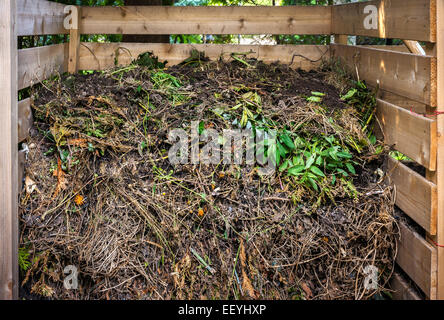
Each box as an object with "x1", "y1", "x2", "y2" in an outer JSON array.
[{"x1": 1, "y1": 0, "x2": 443, "y2": 300}]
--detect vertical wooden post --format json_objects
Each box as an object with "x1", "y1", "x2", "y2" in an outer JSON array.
[
  {"x1": 68, "y1": 6, "x2": 81, "y2": 74},
  {"x1": 436, "y1": 0, "x2": 444, "y2": 300},
  {"x1": 332, "y1": 0, "x2": 348, "y2": 45},
  {"x1": 0, "y1": 0, "x2": 18, "y2": 300},
  {"x1": 334, "y1": 35, "x2": 348, "y2": 45}
]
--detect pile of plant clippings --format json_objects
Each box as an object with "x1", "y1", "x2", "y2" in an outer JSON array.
[{"x1": 19, "y1": 51, "x2": 398, "y2": 300}]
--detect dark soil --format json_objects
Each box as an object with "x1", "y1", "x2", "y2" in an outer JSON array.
[{"x1": 402, "y1": 161, "x2": 426, "y2": 177}]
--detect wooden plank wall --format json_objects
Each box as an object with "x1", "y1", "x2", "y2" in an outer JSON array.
[
  {"x1": 18, "y1": 43, "x2": 68, "y2": 90},
  {"x1": 79, "y1": 43, "x2": 329, "y2": 71},
  {"x1": 331, "y1": 0, "x2": 436, "y2": 42},
  {"x1": 0, "y1": 0, "x2": 18, "y2": 300},
  {"x1": 17, "y1": 0, "x2": 68, "y2": 36},
  {"x1": 80, "y1": 6, "x2": 331, "y2": 35},
  {"x1": 435, "y1": 0, "x2": 444, "y2": 300},
  {"x1": 396, "y1": 222, "x2": 437, "y2": 298},
  {"x1": 330, "y1": 44, "x2": 437, "y2": 106},
  {"x1": 377, "y1": 90, "x2": 430, "y2": 115},
  {"x1": 386, "y1": 158, "x2": 437, "y2": 235},
  {"x1": 377, "y1": 99, "x2": 437, "y2": 171}
]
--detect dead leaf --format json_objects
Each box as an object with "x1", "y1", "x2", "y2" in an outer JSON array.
[
  {"x1": 68, "y1": 138, "x2": 88, "y2": 148},
  {"x1": 25, "y1": 176, "x2": 39, "y2": 194},
  {"x1": 239, "y1": 239, "x2": 247, "y2": 268},
  {"x1": 242, "y1": 269, "x2": 258, "y2": 299},
  {"x1": 53, "y1": 157, "x2": 67, "y2": 198},
  {"x1": 239, "y1": 239, "x2": 259, "y2": 299}
]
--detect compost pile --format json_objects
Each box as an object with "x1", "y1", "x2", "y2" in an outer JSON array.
[{"x1": 20, "y1": 52, "x2": 398, "y2": 300}]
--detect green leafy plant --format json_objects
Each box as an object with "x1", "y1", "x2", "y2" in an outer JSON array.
[
  {"x1": 19, "y1": 247, "x2": 32, "y2": 272},
  {"x1": 306, "y1": 91, "x2": 325, "y2": 103},
  {"x1": 275, "y1": 133, "x2": 357, "y2": 192},
  {"x1": 151, "y1": 71, "x2": 188, "y2": 106},
  {"x1": 133, "y1": 52, "x2": 167, "y2": 69},
  {"x1": 390, "y1": 151, "x2": 411, "y2": 161},
  {"x1": 340, "y1": 80, "x2": 377, "y2": 131},
  {"x1": 225, "y1": 87, "x2": 361, "y2": 195},
  {"x1": 231, "y1": 90, "x2": 262, "y2": 128}
]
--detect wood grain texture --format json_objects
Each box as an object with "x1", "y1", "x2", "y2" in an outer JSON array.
[
  {"x1": 68, "y1": 7, "x2": 81, "y2": 74},
  {"x1": 386, "y1": 158, "x2": 437, "y2": 235},
  {"x1": 377, "y1": 99, "x2": 437, "y2": 171},
  {"x1": 332, "y1": 0, "x2": 436, "y2": 42},
  {"x1": 17, "y1": 0, "x2": 68, "y2": 36},
  {"x1": 396, "y1": 221, "x2": 437, "y2": 298},
  {"x1": 364, "y1": 45, "x2": 435, "y2": 56},
  {"x1": 18, "y1": 98, "x2": 33, "y2": 143},
  {"x1": 79, "y1": 43, "x2": 329, "y2": 71},
  {"x1": 0, "y1": 0, "x2": 18, "y2": 300},
  {"x1": 376, "y1": 90, "x2": 429, "y2": 115},
  {"x1": 435, "y1": 0, "x2": 444, "y2": 300},
  {"x1": 18, "y1": 43, "x2": 68, "y2": 90},
  {"x1": 331, "y1": 44, "x2": 437, "y2": 106},
  {"x1": 80, "y1": 6, "x2": 331, "y2": 35}
]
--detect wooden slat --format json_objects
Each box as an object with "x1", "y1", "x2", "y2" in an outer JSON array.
[
  {"x1": 390, "y1": 272, "x2": 422, "y2": 300},
  {"x1": 364, "y1": 45, "x2": 436, "y2": 56},
  {"x1": 377, "y1": 90, "x2": 429, "y2": 115},
  {"x1": 377, "y1": 99, "x2": 437, "y2": 171},
  {"x1": 18, "y1": 98, "x2": 33, "y2": 143},
  {"x1": 79, "y1": 43, "x2": 329, "y2": 71},
  {"x1": 0, "y1": 0, "x2": 18, "y2": 300},
  {"x1": 387, "y1": 158, "x2": 437, "y2": 235},
  {"x1": 68, "y1": 7, "x2": 81, "y2": 74},
  {"x1": 331, "y1": 44, "x2": 437, "y2": 106},
  {"x1": 435, "y1": 0, "x2": 444, "y2": 300},
  {"x1": 17, "y1": 0, "x2": 68, "y2": 36},
  {"x1": 332, "y1": 0, "x2": 436, "y2": 42},
  {"x1": 80, "y1": 6, "x2": 331, "y2": 35},
  {"x1": 18, "y1": 43, "x2": 68, "y2": 90},
  {"x1": 396, "y1": 221, "x2": 437, "y2": 298}
]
